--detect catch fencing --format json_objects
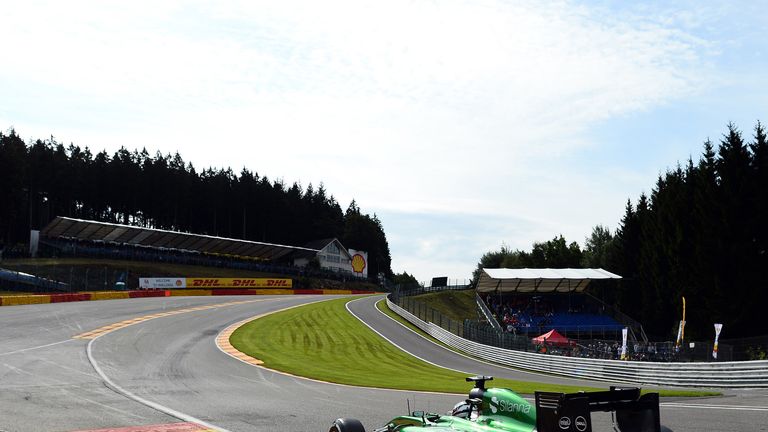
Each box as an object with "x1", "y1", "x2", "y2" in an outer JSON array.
[{"x1": 387, "y1": 295, "x2": 768, "y2": 388}]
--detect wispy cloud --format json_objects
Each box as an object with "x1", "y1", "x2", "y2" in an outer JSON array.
[{"x1": 0, "y1": 1, "x2": 726, "y2": 280}]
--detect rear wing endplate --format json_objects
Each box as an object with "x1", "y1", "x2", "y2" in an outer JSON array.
[{"x1": 534, "y1": 387, "x2": 661, "y2": 432}]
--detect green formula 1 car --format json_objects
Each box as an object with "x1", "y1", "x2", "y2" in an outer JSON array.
[{"x1": 329, "y1": 376, "x2": 672, "y2": 432}]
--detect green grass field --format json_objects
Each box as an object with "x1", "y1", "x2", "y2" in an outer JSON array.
[
  {"x1": 231, "y1": 297, "x2": 720, "y2": 397},
  {"x1": 410, "y1": 289, "x2": 478, "y2": 321}
]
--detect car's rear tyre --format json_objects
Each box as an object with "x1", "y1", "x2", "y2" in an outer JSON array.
[{"x1": 329, "y1": 418, "x2": 366, "y2": 432}]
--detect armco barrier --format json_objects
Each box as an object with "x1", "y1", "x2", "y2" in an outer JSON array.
[{"x1": 386, "y1": 297, "x2": 768, "y2": 388}]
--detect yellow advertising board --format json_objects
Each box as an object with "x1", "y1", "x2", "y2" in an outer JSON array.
[{"x1": 185, "y1": 278, "x2": 292, "y2": 288}]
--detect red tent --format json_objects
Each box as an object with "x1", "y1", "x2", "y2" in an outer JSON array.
[{"x1": 532, "y1": 329, "x2": 574, "y2": 346}]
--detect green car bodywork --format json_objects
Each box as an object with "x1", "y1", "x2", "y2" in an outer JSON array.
[
  {"x1": 379, "y1": 378, "x2": 535, "y2": 432},
  {"x1": 329, "y1": 376, "x2": 668, "y2": 432},
  {"x1": 383, "y1": 386, "x2": 535, "y2": 432}
]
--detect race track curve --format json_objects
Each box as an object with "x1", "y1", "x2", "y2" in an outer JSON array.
[{"x1": 0, "y1": 294, "x2": 765, "y2": 432}]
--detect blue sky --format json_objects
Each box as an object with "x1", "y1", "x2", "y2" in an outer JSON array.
[{"x1": 1, "y1": 1, "x2": 766, "y2": 282}]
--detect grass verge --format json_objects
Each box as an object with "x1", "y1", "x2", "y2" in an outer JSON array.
[
  {"x1": 231, "y1": 297, "x2": 720, "y2": 397},
  {"x1": 410, "y1": 289, "x2": 477, "y2": 321},
  {"x1": 375, "y1": 298, "x2": 459, "y2": 353}
]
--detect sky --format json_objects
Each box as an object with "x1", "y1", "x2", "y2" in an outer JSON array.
[{"x1": 1, "y1": 1, "x2": 766, "y2": 283}]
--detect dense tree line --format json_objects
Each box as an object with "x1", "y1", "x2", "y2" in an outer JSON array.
[
  {"x1": 472, "y1": 235, "x2": 584, "y2": 282},
  {"x1": 475, "y1": 122, "x2": 767, "y2": 339},
  {"x1": 0, "y1": 129, "x2": 392, "y2": 277}
]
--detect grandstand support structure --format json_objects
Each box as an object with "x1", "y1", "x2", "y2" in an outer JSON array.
[
  {"x1": 583, "y1": 291, "x2": 648, "y2": 343},
  {"x1": 475, "y1": 292, "x2": 503, "y2": 333}
]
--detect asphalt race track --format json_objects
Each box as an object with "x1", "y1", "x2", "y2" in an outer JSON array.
[{"x1": 0, "y1": 294, "x2": 766, "y2": 432}]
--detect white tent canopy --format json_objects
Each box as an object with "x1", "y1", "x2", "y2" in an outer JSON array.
[{"x1": 476, "y1": 268, "x2": 622, "y2": 293}]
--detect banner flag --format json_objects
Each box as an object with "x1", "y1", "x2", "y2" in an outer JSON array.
[
  {"x1": 621, "y1": 328, "x2": 628, "y2": 360},
  {"x1": 713, "y1": 323, "x2": 723, "y2": 359},
  {"x1": 681, "y1": 296, "x2": 687, "y2": 343},
  {"x1": 675, "y1": 296, "x2": 687, "y2": 350}
]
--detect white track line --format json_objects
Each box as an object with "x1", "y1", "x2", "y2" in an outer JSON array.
[
  {"x1": 0, "y1": 339, "x2": 75, "y2": 357},
  {"x1": 345, "y1": 297, "x2": 473, "y2": 374},
  {"x1": 661, "y1": 402, "x2": 768, "y2": 412},
  {"x1": 85, "y1": 308, "x2": 236, "y2": 432}
]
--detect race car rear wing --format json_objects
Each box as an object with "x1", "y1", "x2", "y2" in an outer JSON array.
[{"x1": 534, "y1": 387, "x2": 661, "y2": 432}]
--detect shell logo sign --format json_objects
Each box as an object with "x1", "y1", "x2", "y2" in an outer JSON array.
[{"x1": 351, "y1": 254, "x2": 366, "y2": 273}]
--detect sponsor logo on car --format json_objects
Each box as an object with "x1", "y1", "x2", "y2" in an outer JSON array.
[
  {"x1": 489, "y1": 396, "x2": 531, "y2": 414},
  {"x1": 559, "y1": 416, "x2": 571, "y2": 430},
  {"x1": 575, "y1": 416, "x2": 588, "y2": 431}
]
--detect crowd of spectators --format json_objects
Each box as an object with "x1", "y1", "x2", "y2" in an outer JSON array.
[
  {"x1": 484, "y1": 294, "x2": 607, "y2": 335},
  {"x1": 532, "y1": 339, "x2": 681, "y2": 362},
  {"x1": 481, "y1": 294, "x2": 687, "y2": 362},
  {"x1": 486, "y1": 295, "x2": 550, "y2": 334}
]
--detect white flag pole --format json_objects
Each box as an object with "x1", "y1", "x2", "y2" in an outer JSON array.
[{"x1": 621, "y1": 328, "x2": 628, "y2": 360}]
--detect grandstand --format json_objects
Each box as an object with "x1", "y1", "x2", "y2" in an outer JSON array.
[
  {"x1": 475, "y1": 268, "x2": 644, "y2": 342},
  {"x1": 0, "y1": 217, "x2": 374, "y2": 290},
  {"x1": 39, "y1": 216, "x2": 316, "y2": 261}
]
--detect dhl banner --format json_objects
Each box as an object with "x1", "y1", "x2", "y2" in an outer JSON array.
[
  {"x1": 140, "y1": 277, "x2": 292, "y2": 289},
  {"x1": 139, "y1": 278, "x2": 293, "y2": 289},
  {"x1": 186, "y1": 278, "x2": 292, "y2": 288}
]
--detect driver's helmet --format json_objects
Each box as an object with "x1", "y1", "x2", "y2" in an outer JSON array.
[{"x1": 450, "y1": 401, "x2": 471, "y2": 419}]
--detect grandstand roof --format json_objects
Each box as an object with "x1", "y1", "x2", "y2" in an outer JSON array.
[
  {"x1": 476, "y1": 268, "x2": 622, "y2": 293},
  {"x1": 40, "y1": 216, "x2": 318, "y2": 261}
]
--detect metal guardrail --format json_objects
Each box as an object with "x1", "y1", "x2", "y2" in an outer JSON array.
[{"x1": 386, "y1": 296, "x2": 768, "y2": 388}]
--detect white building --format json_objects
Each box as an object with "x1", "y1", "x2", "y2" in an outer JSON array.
[{"x1": 292, "y1": 238, "x2": 368, "y2": 277}]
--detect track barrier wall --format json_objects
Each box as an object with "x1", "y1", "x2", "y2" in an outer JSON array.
[
  {"x1": 386, "y1": 296, "x2": 768, "y2": 388},
  {"x1": 0, "y1": 288, "x2": 375, "y2": 307}
]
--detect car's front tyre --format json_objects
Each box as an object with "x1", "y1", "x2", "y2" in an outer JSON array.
[{"x1": 329, "y1": 418, "x2": 366, "y2": 432}]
